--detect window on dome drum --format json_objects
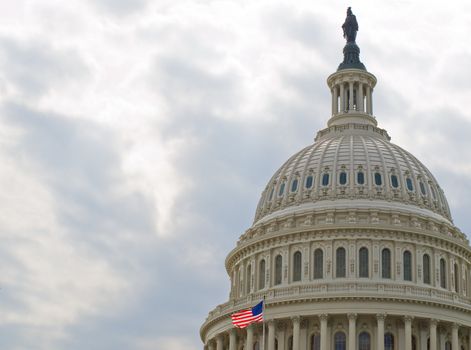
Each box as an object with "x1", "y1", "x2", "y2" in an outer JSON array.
[
  {"x1": 311, "y1": 334, "x2": 320, "y2": 350},
  {"x1": 269, "y1": 188, "x2": 274, "y2": 201},
  {"x1": 445, "y1": 341, "x2": 451, "y2": 350},
  {"x1": 322, "y1": 173, "x2": 330, "y2": 186},
  {"x1": 454, "y1": 263, "x2": 459, "y2": 292},
  {"x1": 430, "y1": 185, "x2": 437, "y2": 200},
  {"x1": 420, "y1": 181, "x2": 427, "y2": 195},
  {"x1": 305, "y1": 175, "x2": 314, "y2": 189},
  {"x1": 254, "y1": 341, "x2": 260, "y2": 350},
  {"x1": 374, "y1": 172, "x2": 382, "y2": 186},
  {"x1": 259, "y1": 260, "x2": 266, "y2": 290},
  {"x1": 391, "y1": 174, "x2": 399, "y2": 188},
  {"x1": 336, "y1": 247, "x2": 346, "y2": 278},
  {"x1": 384, "y1": 333, "x2": 394, "y2": 350},
  {"x1": 314, "y1": 249, "x2": 323, "y2": 279},
  {"x1": 403, "y1": 251, "x2": 412, "y2": 281},
  {"x1": 423, "y1": 254, "x2": 431, "y2": 284},
  {"x1": 406, "y1": 177, "x2": 414, "y2": 191},
  {"x1": 334, "y1": 332, "x2": 346, "y2": 350},
  {"x1": 440, "y1": 258, "x2": 447, "y2": 288},
  {"x1": 359, "y1": 247, "x2": 369, "y2": 278},
  {"x1": 246, "y1": 264, "x2": 251, "y2": 293},
  {"x1": 278, "y1": 182, "x2": 285, "y2": 197},
  {"x1": 291, "y1": 179, "x2": 298, "y2": 192},
  {"x1": 275, "y1": 339, "x2": 278, "y2": 350},
  {"x1": 274, "y1": 255, "x2": 282, "y2": 285},
  {"x1": 382, "y1": 248, "x2": 391, "y2": 279},
  {"x1": 357, "y1": 171, "x2": 365, "y2": 185},
  {"x1": 339, "y1": 171, "x2": 347, "y2": 185},
  {"x1": 412, "y1": 336, "x2": 417, "y2": 350},
  {"x1": 293, "y1": 251, "x2": 302, "y2": 282},
  {"x1": 358, "y1": 332, "x2": 370, "y2": 350}
]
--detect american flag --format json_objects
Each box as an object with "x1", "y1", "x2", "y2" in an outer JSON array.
[{"x1": 231, "y1": 301, "x2": 264, "y2": 328}]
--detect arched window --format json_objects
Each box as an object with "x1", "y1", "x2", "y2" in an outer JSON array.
[
  {"x1": 254, "y1": 341, "x2": 260, "y2": 350},
  {"x1": 259, "y1": 260, "x2": 266, "y2": 290},
  {"x1": 403, "y1": 250, "x2": 412, "y2": 281},
  {"x1": 406, "y1": 177, "x2": 414, "y2": 191},
  {"x1": 336, "y1": 247, "x2": 346, "y2": 278},
  {"x1": 275, "y1": 339, "x2": 278, "y2": 350},
  {"x1": 382, "y1": 248, "x2": 391, "y2": 279},
  {"x1": 440, "y1": 258, "x2": 447, "y2": 288},
  {"x1": 391, "y1": 174, "x2": 399, "y2": 188},
  {"x1": 293, "y1": 251, "x2": 302, "y2": 282},
  {"x1": 384, "y1": 333, "x2": 394, "y2": 350},
  {"x1": 311, "y1": 334, "x2": 320, "y2": 350},
  {"x1": 374, "y1": 172, "x2": 382, "y2": 186},
  {"x1": 279, "y1": 182, "x2": 286, "y2": 197},
  {"x1": 454, "y1": 263, "x2": 459, "y2": 292},
  {"x1": 334, "y1": 332, "x2": 346, "y2": 350},
  {"x1": 291, "y1": 179, "x2": 298, "y2": 192},
  {"x1": 359, "y1": 332, "x2": 371, "y2": 350},
  {"x1": 314, "y1": 249, "x2": 323, "y2": 279},
  {"x1": 275, "y1": 255, "x2": 282, "y2": 285},
  {"x1": 322, "y1": 173, "x2": 330, "y2": 186},
  {"x1": 357, "y1": 171, "x2": 365, "y2": 185},
  {"x1": 412, "y1": 336, "x2": 417, "y2": 350},
  {"x1": 445, "y1": 341, "x2": 451, "y2": 350},
  {"x1": 339, "y1": 172, "x2": 347, "y2": 185},
  {"x1": 305, "y1": 175, "x2": 314, "y2": 189},
  {"x1": 423, "y1": 254, "x2": 431, "y2": 284},
  {"x1": 419, "y1": 181, "x2": 427, "y2": 195},
  {"x1": 359, "y1": 247, "x2": 369, "y2": 278},
  {"x1": 246, "y1": 264, "x2": 252, "y2": 293}
]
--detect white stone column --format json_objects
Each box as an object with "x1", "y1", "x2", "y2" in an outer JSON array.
[
  {"x1": 229, "y1": 329, "x2": 237, "y2": 350},
  {"x1": 320, "y1": 314, "x2": 328, "y2": 350},
  {"x1": 348, "y1": 313, "x2": 357, "y2": 350},
  {"x1": 246, "y1": 325, "x2": 254, "y2": 350},
  {"x1": 333, "y1": 86, "x2": 339, "y2": 115},
  {"x1": 277, "y1": 322, "x2": 286, "y2": 350},
  {"x1": 216, "y1": 334, "x2": 224, "y2": 350},
  {"x1": 451, "y1": 323, "x2": 459, "y2": 350},
  {"x1": 377, "y1": 313, "x2": 385, "y2": 350},
  {"x1": 368, "y1": 86, "x2": 373, "y2": 114},
  {"x1": 358, "y1": 83, "x2": 364, "y2": 112},
  {"x1": 292, "y1": 316, "x2": 300, "y2": 350},
  {"x1": 340, "y1": 83, "x2": 345, "y2": 112},
  {"x1": 268, "y1": 320, "x2": 276, "y2": 350},
  {"x1": 349, "y1": 82, "x2": 354, "y2": 111},
  {"x1": 404, "y1": 316, "x2": 413, "y2": 350},
  {"x1": 429, "y1": 319, "x2": 437, "y2": 350}
]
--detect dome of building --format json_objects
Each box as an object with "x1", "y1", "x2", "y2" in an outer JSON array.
[
  {"x1": 254, "y1": 130, "x2": 452, "y2": 226},
  {"x1": 201, "y1": 8, "x2": 471, "y2": 350}
]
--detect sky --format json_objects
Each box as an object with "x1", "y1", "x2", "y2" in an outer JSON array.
[{"x1": 1, "y1": 1, "x2": 471, "y2": 349}]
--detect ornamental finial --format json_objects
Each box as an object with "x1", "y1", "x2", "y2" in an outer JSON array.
[{"x1": 342, "y1": 7, "x2": 358, "y2": 43}]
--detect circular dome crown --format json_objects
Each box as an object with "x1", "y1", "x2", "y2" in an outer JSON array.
[{"x1": 254, "y1": 125, "x2": 452, "y2": 225}]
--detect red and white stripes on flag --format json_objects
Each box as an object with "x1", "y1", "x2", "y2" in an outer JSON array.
[{"x1": 231, "y1": 301, "x2": 264, "y2": 328}]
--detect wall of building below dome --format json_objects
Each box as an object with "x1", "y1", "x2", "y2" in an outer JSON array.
[
  {"x1": 227, "y1": 226, "x2": 471, "y2": 302},
  {"x1": 202, "y1": 300, "x2": 471, "y2": 350}
]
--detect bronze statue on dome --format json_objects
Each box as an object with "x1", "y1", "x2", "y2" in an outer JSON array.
[{"x1": 342, "y1": 7, "x2": 358, "y2": 43}]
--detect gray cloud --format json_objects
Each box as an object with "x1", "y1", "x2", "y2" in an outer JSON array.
[{"x1": 0, "y1": 38, "x2": 89, "y2": 98}]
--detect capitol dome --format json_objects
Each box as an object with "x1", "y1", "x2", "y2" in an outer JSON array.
[{"x1": 201, "y1": 8, "x2": 471, "y2": 350}]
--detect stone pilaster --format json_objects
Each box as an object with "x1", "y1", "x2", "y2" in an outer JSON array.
[
  {"x1": 348, "y1": 313, "x2": 357, "y2": 350},
  {"x1": 429, "y1": 319, "x2": 437, "y2": 350},
  {"x1": 376, "y1": 313, "x2": 386, "y2": 350},
  {"x1": 320, "y1": 314, "x2": 328, "y2": 350},
  {"x1": 292, "y1": 316, "x2": 300, "y2": 350}
]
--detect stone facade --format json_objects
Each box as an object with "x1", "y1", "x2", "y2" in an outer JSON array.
[{"x1": 200, "y1": 14, "x2": 471, "y2": 350}]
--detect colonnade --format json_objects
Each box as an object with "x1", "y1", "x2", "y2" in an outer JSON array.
[
  {"x1": 205, "y1": 314, "x2": 471, "y2": 350},
  {"x1": 331, "y1": 81, "x2": 373, "y2": 115}
]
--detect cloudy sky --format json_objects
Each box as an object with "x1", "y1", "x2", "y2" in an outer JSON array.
[{"x1": 1, "y1": 0, "x2": 471, "y2": 349}]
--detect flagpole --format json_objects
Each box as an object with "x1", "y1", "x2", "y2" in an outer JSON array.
[{"x1": 262, "y1": 296, "x2": 266, "y2": 350}]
